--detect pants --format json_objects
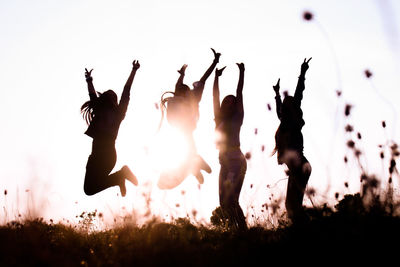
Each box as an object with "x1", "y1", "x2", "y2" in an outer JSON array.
[
  {"x1": 84, "y1": 138, "x2": 123, "y2": 195},
  {"x1": 218, "y1": 150, "x2": 247, "y2": 230},
  {"x1": 284, "y1": 152, "x2": 311, "y2": 223}
]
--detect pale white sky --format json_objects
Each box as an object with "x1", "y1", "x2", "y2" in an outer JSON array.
[{"x1": 1, "y1": 0, "x2": 400, "y2": 226}]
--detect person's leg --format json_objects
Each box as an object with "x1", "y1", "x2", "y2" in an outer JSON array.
[
  {"x1": 84, "y1": 150, "x2": 119, "y2": 196},
  {"x1": 285, "y1": 155, "x2": 311, "y2": 223},
  {"x1": 186, "y1": 132, "x2": 211, "y2": 184},
  {"x1": 83, "y1": 142, "x2": 135, "y2": 196},
  {"x1": 230, "y1": 154, "x2": 247, "y2": 230},
  {"x1": 219, "y1": 159, "x2": 232, "y2": 226},
  {"x1": 219, "y1": 152, "x2": 247, "y2": 230}
]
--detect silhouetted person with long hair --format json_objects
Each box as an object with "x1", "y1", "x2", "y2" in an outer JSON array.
[
  {"x1": 158, "y1": 49, "x2": 220, "y2": 188},
  {"x1": 81, "y1": 60, "x2": 140, "y2": 196},
  {"x1": 273, "y1": 58, "x2": 312, "y2": 223},
  {"x1": 213, "y1": 63, "x2": 247, "y2": 230}
]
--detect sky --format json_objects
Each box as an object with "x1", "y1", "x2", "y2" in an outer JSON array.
[{"x1": 1, "y1": 0, "x2": 400, "y2": 227}]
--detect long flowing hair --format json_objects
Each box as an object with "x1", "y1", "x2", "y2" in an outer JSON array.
[
  {"x1": 80, "y1": 92, "x2": 100, "y2": 125},
  {"x1": 157, "y1": 91, "x2": 175, "y2": 131},
  {"x1": 80, "y1": 90, "x2": 118, "y2": 125}
]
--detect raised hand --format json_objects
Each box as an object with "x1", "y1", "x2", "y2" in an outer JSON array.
[
  {"x1": 301, "y1": 57, "x2": 312, "y2": 74},
  {"x1": 132, "y1": 60, "x2": 140, "y2": 70},
  {"x1": 177, "y1": 64, "x2": 188, "y2": 74},
  {"x1": 85, "y1": 68, "x2": 93, "y2": 82},
  {"x1": 236, "y1": 62, "x2": 245, "y2": 71},
  {"x1": 211, "y1": 48, "x2": 221, "y2": 63},
  {"x1": 215, "y1": 66, "x2": 226, "y2": 77},
  {"x1": 273, "y1": 78, "x2": 280, "y2": 94}
]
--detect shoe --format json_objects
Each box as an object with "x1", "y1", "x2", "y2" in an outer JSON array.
[{"x1": 121, "y1": 165, "x2": 138, "y2": 186}]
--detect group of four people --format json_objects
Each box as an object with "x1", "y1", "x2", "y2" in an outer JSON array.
[{"x1": 81, "y1": 49, "x2": 312, "y2": 228}]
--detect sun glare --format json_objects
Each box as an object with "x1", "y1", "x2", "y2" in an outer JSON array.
[{"x1": 150, "y1": 125, "x2": 190, "y2": 172}]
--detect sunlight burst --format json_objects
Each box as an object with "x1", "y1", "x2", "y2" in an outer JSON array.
[{"x1": 150, "y1": 126, "x2": 190, "y2": 172}]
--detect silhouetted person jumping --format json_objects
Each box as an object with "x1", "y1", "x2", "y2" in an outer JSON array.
[
  {"x1": 158, "y1": 49, "x2": 220, "y2": 189},
  {"x1": 213, "y1": 63, "x2": 247, "y2": 230},
  {"x1": 81, "y1": 60, "x2": 140, "y2": 197},
  {"x1": 273, "y1": 58, "x2": 312, "y2": 223}
]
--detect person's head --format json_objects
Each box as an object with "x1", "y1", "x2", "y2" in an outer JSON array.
[
  {"x1": 220, "y1": 95, "x2": 236, "y2": 120},
  {"x1": 99, "y1": 90, "x2": 118, "y2": 108},
  {"x1": 175, "y1": 84, "x2": 190, "y2": 97},
  {"x1": 80, "y1": 89, "x2": 118, "y2": 125}
]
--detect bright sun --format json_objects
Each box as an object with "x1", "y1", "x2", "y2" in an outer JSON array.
[{"x1": 149, "y1": 125, "x2": 190, "y2": 172}]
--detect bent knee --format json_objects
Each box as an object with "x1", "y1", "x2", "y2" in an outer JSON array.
[{"x1": 84, "y1": 183, "x2": 97, "y2": 196}]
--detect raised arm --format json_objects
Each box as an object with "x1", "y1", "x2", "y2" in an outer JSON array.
[
  {"x1": 119, "y1": 60, "x2": 140, "y2": 115},
  {"x1": 175, "y1": 64, "x2": 187, "y2": 93},
  {"x1": 273, "y1": 78, "x2": 282, "y2": 119},
  {"x1": 199, "y1": 48, "x2": 221, "y2": 83},
  {"x1": 294, "y1": 57, "x2": 311, "y2": 105},
  {"x1": 236, "y1": 63, "x2": 245, "y2": 114},
  {"x1": 85, "y1": 68, "x2": 97, "y2": 101},
  {"x1": 213, "y1": 67, "x2": 226, "y2": 127}
]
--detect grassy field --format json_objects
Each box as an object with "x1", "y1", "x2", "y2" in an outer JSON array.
[{"x1": 1, "y1": 192, "x2": 400, "y2": 266}]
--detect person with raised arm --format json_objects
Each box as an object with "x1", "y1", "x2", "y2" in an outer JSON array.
[
  {"x1": 213, "y1": 63, "x2": 247, "y2": 230},
  {"x1": 81, "y1": 60, "x2": 140, "y2": 196},
  {"x1": 158, "y1": 49, "x2": 220, "y2": 189},
  {"x1": 272, "y1": 58, "x2": 312, "y2": 223}
]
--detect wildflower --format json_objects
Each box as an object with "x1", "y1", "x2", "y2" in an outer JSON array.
[
  {"x1": 345, "y1": 104, "x2": 352, "y2": 116},
  {"x1": 303, "y1": 11, "x2": 313, "y2": 21},
  {"x1": 347, "y1": 140, "x2": 355, "y2": 148},
  {"x1": 389, "y1": 159, "x2": 396, "y2": 174},
  {"x1": 360, "y1": 174, "x2": 368, "y2": 182},
  {"x1": 306, "y1": 187, "x2": 316, "y2": 196},
  {"x1": 368, "y1": 177, "x2": 378, "y2": 188},
  {"x1": 364, "y1": 69, "x2": 372, "y2": 79},
  {"x1": 345, "y1": 124, "x2": 354, "y2": 132},
  {"x1": 245, "y1": 152, "x2": 252, "y2": 160},
  {"x1": 192, "y1": 209, "x2": 197, "y2": 217}
]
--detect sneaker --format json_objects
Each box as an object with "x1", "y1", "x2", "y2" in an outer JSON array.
[{"x1": 121, "y1": 165, "x2": 138, "y2": 186}]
